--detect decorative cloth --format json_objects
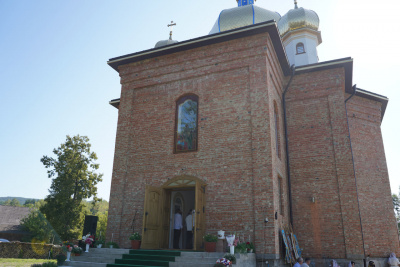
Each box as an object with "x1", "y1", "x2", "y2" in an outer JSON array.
[
  {"x1": 389, "y1": 253, "x2": 400, "y2": 267},
  {"x1": 331, "y1": 260, "x2": 340, "y2": 267}
]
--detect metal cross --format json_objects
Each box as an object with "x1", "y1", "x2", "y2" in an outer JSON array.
[
  {"x1": 294, "y1": 0, "x2": 298, "y2": 8},
  {"x1": 168, "y1": 21, "x2": 176, "y2": 40}
]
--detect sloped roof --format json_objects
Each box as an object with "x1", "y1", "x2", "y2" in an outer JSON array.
[{"x1": 0, "y1": 206, "x2": 31, "y2": 233}]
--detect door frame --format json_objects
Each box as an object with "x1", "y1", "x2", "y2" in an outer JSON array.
[{"x1": 141, "y1": 175, "x2": 206, "y2": 250}]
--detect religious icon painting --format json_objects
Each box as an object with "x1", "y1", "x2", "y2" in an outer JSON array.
[{"x1": 174, "y1": 94, "x2": 198, "y2": 153}]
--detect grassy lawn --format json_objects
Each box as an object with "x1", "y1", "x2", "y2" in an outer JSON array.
[{"x1": 0, "y1": 258, "x2": 57, "y2": 267}]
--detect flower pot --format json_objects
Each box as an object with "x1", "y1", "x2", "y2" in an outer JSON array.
[
  {"x1": 131, "y1": 240, "x2": 141, "y2": 249},
  {"x1": 97, "y1": 244, "x2": 102, "y2": 248},
  {"x1": 85, "y1": 243, "x2": 90, "y2": 252},
  {"x1": 66, "y1": 252, "x2": 71, "y2": 261},
  {"x1": 204, "y1": 242, "x2": 216, "y2": 252},
  {"x1": 109, "y1": 245, "x2": 113, "y2": 249}
]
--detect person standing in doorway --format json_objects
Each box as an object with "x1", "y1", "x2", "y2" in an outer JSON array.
[
  {"x1": 173, "y1": 209, "x2": 183, "y2": 249},
  {"x1": 185, "y1": 209, "x2": 194, "y2": 249},
  {"x1": 301, "y1": 258, "x2": 311, "y2": 267}
]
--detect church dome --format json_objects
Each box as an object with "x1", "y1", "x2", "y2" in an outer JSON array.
[
  {"x1": 278, "y1": 1, "x2": 319, "y2": 37},
  {"x1": 155, "y1": 39, "x2": 178, "y2": 48},
  {"x1": 209, "y1": 2, "x2": 281, "y2": 35}
]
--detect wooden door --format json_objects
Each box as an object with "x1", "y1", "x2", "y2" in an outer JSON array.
[
  {"x1": 194, "y1": 182, "x2": 206, "y2": 250},
  {"x1": 160, "y1": 190, "x2": 171, "y2": 248},
  {"x1": 141, "y1": 185, "x2": 163, "y2": 249}
]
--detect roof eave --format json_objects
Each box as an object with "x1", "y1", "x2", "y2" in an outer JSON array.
[{"x1": 107, "y1": 20, "x2": 291, "y2": 76}]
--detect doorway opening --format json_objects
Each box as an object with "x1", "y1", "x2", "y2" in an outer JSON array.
[
  {"x1": 168, "y1": 189, "x2": 195, "y2": 249},
  {"x1": 141, "y1": 175, "x2": 206, "y2": 251}
]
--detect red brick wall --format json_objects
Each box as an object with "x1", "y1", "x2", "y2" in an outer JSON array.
[
  {"x1": 107, "y1": 33, "x2": 288, "y2": 254},
  {"x1": 107, "y1": 31, "x2": 398, "y2": 260},
  {"x1": 347, "y1": 95, "x2": 400, "y2": 257},
  {"x1": 285, "y1": 68, "x2": 364, "y2": 259}
]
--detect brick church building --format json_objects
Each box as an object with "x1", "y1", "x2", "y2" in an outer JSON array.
[{"x1": 106, "y1": 1, "x2": 400, "y2": 265}]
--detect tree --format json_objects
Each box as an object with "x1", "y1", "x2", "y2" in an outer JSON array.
[
  {"x1": 40, "y1": 135, "x2": 103, "y2": 241},
  {"x1": 0, "y1": 198, "x2": 22, "y2": 206},
  {"x1": 20, "y1": 209, "x2": 60, "y2": 244},
  {"x1": 393, "y1": 192, "x2": 400, "y2": 233},
  {"x1": 23, "y1": 199, "x2": 37, "y2": 207}
]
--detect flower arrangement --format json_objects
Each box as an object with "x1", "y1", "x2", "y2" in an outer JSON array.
[
  {"x1": 72, "y1": 245, "x2": 83, "y2": 254},
  {"x1": 203, "y1": 233, "x2": 218, "y2": 243},
  {"x1": 246, "y1": 242, "x2": 255, "y2": 252},
  {"x1": 82, "y1": 233, "x2": 94, "y2": 245},
  {"x1": 216, "y1": 258, "x2": 231, "y2": 266},
  {"x1": 224, "y1": 254, "x2": 236, "y2": 264},
  {"x1": 129, "y1": 232, "x2": 142, "y2": 241},
  {"x1": 62, "y1": 243, "x2": 73, "y2": 253},
  {"x1": 234, "y1": 242, "x2": 247, "y2": 254}
]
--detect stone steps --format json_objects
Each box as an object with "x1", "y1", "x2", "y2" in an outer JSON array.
[
  {"x1": 63, "y1": 248, "x2": 130, "y2": 267},
  {"x1": 63, "y1": 248, "x2": 256, "y2": 267}
]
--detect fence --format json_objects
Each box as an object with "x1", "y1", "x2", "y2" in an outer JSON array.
[{"x1": 0, "y1": 242, "x2": 63, "y2": 259}]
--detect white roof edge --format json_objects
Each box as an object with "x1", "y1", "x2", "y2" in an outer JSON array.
[{"x1": 107, "y1": 21, "x2": 277, "y2": 65}]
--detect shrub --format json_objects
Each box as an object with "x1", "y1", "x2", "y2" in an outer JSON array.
[
  {"x1": 31, "y1": 265, "x2": 42, "y2": 267},
  {"x1": 56, "y1": 254, "x2": 66, "y2": 265},
  {"x1": 42, "y1": 262, "x2": 58, "y2": 267}
]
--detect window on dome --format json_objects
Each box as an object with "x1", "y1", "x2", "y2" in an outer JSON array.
[
  {"x1": 296, "y1": 43, "x2": 305, "y2": 54},
  {"x1": 174, "y1": 94, "x2": 198, "y2": 153}
]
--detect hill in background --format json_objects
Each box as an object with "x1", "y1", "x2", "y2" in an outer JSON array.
[{"x1": 0, "y1": 196, "x2": 40, "y2": 205}]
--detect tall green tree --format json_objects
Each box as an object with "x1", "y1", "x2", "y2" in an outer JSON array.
[
  {"x1": 20, "y1": 209, "x2": 60, "y2": 244},
  {"x1": 393, "y1": 192, "x2": 400, "y2": 233},
  {"x1": 40, "y1": 135, "x2": 103, "y2": 241}
]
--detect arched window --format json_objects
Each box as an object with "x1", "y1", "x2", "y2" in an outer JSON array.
[
  {"x1": 174, "y1": 94, "x2": 199, "y2": 153},
  {"x1": 273, "y1": 101, "x2": 281, "y2": 159},
  {"x1": 296, "y1": 42, "x2": 305, "y2": 54}
]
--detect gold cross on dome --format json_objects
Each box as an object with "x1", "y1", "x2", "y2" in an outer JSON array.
[{"x1": 168, "y1": 21, "x2": 176, "y2": 40}]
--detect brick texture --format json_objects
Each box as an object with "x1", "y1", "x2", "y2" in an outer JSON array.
[{"x1": 107, "y1": 31, "x2": 399, "y2": 260}]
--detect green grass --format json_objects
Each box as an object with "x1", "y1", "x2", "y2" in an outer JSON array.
[{"x1": 0, "y1": 258, "x2": 57, "y2": 267}]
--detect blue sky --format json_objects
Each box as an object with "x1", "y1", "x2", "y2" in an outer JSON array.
[{"x1": 1, "y1": 0, "x2": 399, "y2": 201}]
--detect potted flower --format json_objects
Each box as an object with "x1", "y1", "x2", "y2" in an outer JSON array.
[
  {"x1": 246, "y1": 242, "x2": 255, "y2": 253},
  {"x1": 96, "y1": 240, "x2": 104, "y2": 248},
  {"x1": 234, "y1": 242, "x2": 247, "y2": 254},
  {"x1": 204, "y1": 234, "x2": 218, "y2": 252},
  {"x1": 106, "y1": 241, "x2": 119, "y2": 248},
  {"x1": 62, "y1": 245, "x2": 73, "y2": 261},
  {"x1": 82, "y1": 233, "x2": 94, "y2": 252},
  {"x1": 129, "y1": 232, "x2": 141, "y2": 249},
  {"x1": 72, "y1": 245, "x2": 83, "y2": 256}
]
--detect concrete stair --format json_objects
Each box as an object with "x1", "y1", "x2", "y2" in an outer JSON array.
[
  {"x1": 63, "y1": 248, "x2": 256, "y2": 267},
  {"x1": 171, "y1": 252, "x2": 256, "y2": 267},
  {"x1": 63, "y1": 248, "x2": 130, "y2": 267}
]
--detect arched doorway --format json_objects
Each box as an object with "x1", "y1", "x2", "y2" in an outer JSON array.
[{"x1": 141, "y1": 175, "x2": 206, "y2": 250}]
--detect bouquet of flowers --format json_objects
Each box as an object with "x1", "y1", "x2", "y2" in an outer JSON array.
[
  {"x1": 82, "y1": 233, "x2": 94, "y2": 245},
  {"x1": 216, "y1": 258, "x2": 231, "y2": 266},
  {"x1": 62, "y1": 244, "x2": 73, "y2": 253},
  {"x1": 72, "y1": 245, "x2": 83, "y2": 254}
]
